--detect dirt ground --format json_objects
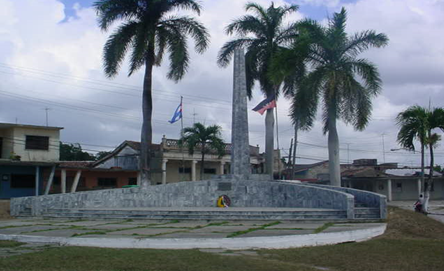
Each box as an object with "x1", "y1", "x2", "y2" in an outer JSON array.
[{"x1": 0, "y1": 200, "x2": 11, "y2": 219}]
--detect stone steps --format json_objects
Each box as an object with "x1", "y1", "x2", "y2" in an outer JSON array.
[
  {"x1": 37, "y1": 208, "x2": 349, "y2": 221},
  {"x1": 354, "y1": 207, "x2": 380, "y2": 219}
]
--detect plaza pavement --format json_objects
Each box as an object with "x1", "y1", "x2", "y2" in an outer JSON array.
[
  {"x1": 389, "y1": 200, "x2": 444, "y2": 224},
  {"x1": 0, "y1": 217, "x2": 385, "y2": 252}
]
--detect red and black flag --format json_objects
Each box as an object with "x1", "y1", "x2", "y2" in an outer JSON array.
[{"x1": 252, "y1": 94, "x2": 276, "y2": 115}]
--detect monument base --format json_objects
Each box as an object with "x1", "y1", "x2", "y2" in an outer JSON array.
[{"x1": 11, "y1": 179, "x2": 386, "y2": 220}]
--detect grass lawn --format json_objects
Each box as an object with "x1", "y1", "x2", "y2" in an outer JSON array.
[{"x1": 0, "y1": 207, "x2": 443, "y2": 271}]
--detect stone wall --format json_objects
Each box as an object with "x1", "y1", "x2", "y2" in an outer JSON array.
[
  {"x1": 11, "y1": 180, "x2": 355, "y2": 218},
  {"x1": 303, "y1": 184, "x2": 387, "y2": 219}
]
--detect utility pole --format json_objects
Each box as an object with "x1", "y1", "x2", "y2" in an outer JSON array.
[
  {"x1": 344, "y1": 143, "x2": 351, "y2": 165},
  {"x1": 288, "y1": 138, "x2": 293, "y2": 169},
  {"x1": 381, "y1": 133, "x2": 386, "y2": 163}
]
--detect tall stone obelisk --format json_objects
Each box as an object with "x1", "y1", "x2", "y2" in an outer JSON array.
[{"x1": 230, "y1": 48, "x2": 250, "y2": 177}]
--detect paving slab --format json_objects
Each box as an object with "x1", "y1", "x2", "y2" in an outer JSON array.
[
  {"x1": 89, "y1": 224, "x2": 146, "y2": 231},
  {"x1": 240, "y1": 229, "x2": 315, "y2": 237},
  {"x1": 106, "y1": 227, "x2": 187, "y2": 236},
  {"x1": 0, "y1": 225, "x2": 62, "y2": 235},
  {"x1": 267, "y1": 222, "x2": 323, "y2": 229},
  {"x1": 56, "y1": 221, "x2": 116, "y2": 227},
  {"x1": 158, "y1": 232, "x2": 229, "y2": 238},
  {"x1": 149, "y1": 221, "x2": 212, "y2": 228},
  {"x1": 191, "y1": 225, "x2": 251, "y2": 233},
  {"x1": 25, "y1": 229, "x2": 94, "y2": 237}
]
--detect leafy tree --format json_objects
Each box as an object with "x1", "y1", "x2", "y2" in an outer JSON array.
[
  {"x1": 60, "y1": 143, "x2": 95, "y2": 161},
  {"x1": 179, "y1": 123, "x2": 225, "y2": 180},
  {"x1": 217, "y1": 2, "x2": 299, "y2": 177},
  {"x1": 95, "y1": 151, "x2": 112, "y2": 161},
  {"x1": 94, "y1": 0, "x2": 209, "y2": 186},
  {"x1": 285, "y1": 8, "x2": 388, "y2": 186}
]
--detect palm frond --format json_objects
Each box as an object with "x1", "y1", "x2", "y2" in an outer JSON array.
[
  {"x1": 226, "y1": 15, "x2": 266, "y2": 37},
  {"x1": 344, "y1": 30, "x2": 388, "y2": 57},
  {"x1": 396, "y1": 105, "x2": 428, "y2": 150},
  {"x1": 170, "y1": 0, "x2": 202, "y2": 15},
  {"x1": 429, "y1": 107, "x2": 444, "y2": 131},
  {"x1": 245, "y1": 2, "x2": 269, "y2": 22},
  {"x1": 291, "y1": 67, "x2": 325, "y2": 131},
  {"x1": 94, "y1": 0, "x2": 140, "y2": 31},
  {"x1": 349, "y1": 58, "x2": 382, "y2": 94},
  {"x1": 128, "y1": 24, "x2": 150, "y2": 76},
  {"x1": 217, "y1": 38, "x2": 256, "y2": 67},
  {"x1": 180, "y1": 123, "x2": 225, "y2": 156},
  {"x1": 156, "y1": 16, "x2": 209, "y2": 81},
  {"x1": 102, "y1": 21, "x2": 138, "y2": 77},
  {"x1": 327, "y1": 7, "x2": 347, "y2": 44}
]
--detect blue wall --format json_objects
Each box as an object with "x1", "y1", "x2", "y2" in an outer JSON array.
[{"x1": 0, "y1": 166, "x2": 45, "y2": 199}]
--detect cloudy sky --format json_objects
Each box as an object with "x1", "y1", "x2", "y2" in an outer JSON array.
[{"x1": 0, "y1": 0, "x2": 443, "y2": 167}]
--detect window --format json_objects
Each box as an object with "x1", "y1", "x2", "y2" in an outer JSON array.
[
  {"x1": 395, "y1": 182, "x2": 402, "y2": 193},
  {"x1": 0, "y1": 137, "x2": 3, "y2": 158},
  {"x1": 179, "y1": 167, "x2": 191, "y2": 174},
  {"x1": 128, "y1": 178, "x2": 137, "y2": 185},
  {"x1": 10, "y1": 174, "x2": 36, "y2": 188},
  {"x1": 204, "y1": 168, "x2": 216, "y2": 174},
  {"x1": 97, "y1": 178, "x2": 117, "y2": 187},
  {"x1": 25, "y1": 136, "x2": 49, "y2": 150}
]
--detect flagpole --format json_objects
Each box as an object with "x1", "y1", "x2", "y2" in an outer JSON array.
[
  {"x1": 180, "y1": 96, "x2": 186, "y2": 181},
  {"x1": 274, "y1": 90, "x2": 281, "y2": 180}
]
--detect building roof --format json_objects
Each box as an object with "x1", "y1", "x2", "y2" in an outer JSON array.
[
  {"x1": 92, "y1": 140, "x2": 161, "y2": 167},
  {"x1": 0, "y1": 160, "x2": 58, "y2": 167},
  {"x1": 58, "y1": 161, "x2": 95, "y2": 169},
  {"x1": 292, "y1": 161, "x2": 329, "y2": 173},
  {"x1": 342, "y1": 167, "x2": 387, "y2": 178},
  {"x1": 385, "y1": 168, "x2": 443, "y2": 177},
  {"x1": 0, "y1": 122, "x2": 63, "y2": 130}
]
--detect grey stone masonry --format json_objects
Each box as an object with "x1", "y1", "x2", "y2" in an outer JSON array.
[
  {"x1": 302, "y1": 184, "x2": 388, "y2": 219},
  {"x1": 231, "y1": 48, "x2": 250, "y2": 177},
  {"x1": 11, "y1": 180, "x2": 357, "y2": 219}
]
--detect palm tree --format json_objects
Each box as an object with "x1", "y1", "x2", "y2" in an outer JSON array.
[
  {"x1": 94, "y1": 0, "x2": 209, "y2": 187},
  {"x1": 217, "y1": 2, "x2": 299, "y2": 178},
  {"x1": 179, "y1": 123, "x2": 225, "y2": 180},
  {"x1": 285, "y1": 8, "x2": 388, "y2": 186},
  {"x1": 399, "y1": 106, "x2": 444, "y2": 211},
  {"x1": 397, "y1": 105, "x2": 428, "y2": 194}
]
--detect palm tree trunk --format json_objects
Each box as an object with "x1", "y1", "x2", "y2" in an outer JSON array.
[
  {"x1": 328, "y1": 107, "x2": 341, "y2": 187},
  {"x1": 424, "y1": 132, "x2": 434, "y2": 212},
  {"x1": 200, "y1": 143, "x2": 205, "y2": 180},
  {"x1": 139, "y1": 45, "x2": 155, "y2": 188},
  {"x1": 265, "y1": 108, "x2": 275, "y2": 178},
  {"x1": 291, "y1": 121, "x2": 298, "y2": 180},
  {"x1": 420, "y1": 142, "x2": 425, "y2": 193}
]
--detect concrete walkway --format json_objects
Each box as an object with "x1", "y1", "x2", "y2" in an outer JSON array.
[
  {"x1": 389, "y1": 200, "x2": 444, "y2": 224},
  {"x1": 0, "y1": 217, "x2": 386, "y2": 250}
]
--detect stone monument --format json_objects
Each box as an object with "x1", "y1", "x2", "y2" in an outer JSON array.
[{"x1": 230, "y1": 48, "x2": 251, "y2": 177}]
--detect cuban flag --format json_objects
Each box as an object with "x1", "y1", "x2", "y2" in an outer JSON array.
[
  {"x1": 168, "y1": 102, "x2": 182, "y2": 124},
  {"x1": 252, "y1": 94, "x2": 276, "y2": 115}
]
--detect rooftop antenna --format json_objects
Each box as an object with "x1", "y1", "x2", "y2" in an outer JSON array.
[
  {"x1": 43, "y1": 107, "x2": 51, "y2": 126},
  {"x1": 192, "y1": 109, "x2": 198, "y2": 124}
]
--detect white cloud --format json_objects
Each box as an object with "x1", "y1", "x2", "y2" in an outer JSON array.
[{"x1": 0, "y1": 0, "x2": 443, "y2": 167}]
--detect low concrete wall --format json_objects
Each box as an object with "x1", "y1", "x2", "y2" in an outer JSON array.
[
  {"x1": 11, "y1": 180, "x2": 355, "y2": 218},
  {"x1": 303, "y1": 184, "x2": 387, "y2": 219}
]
